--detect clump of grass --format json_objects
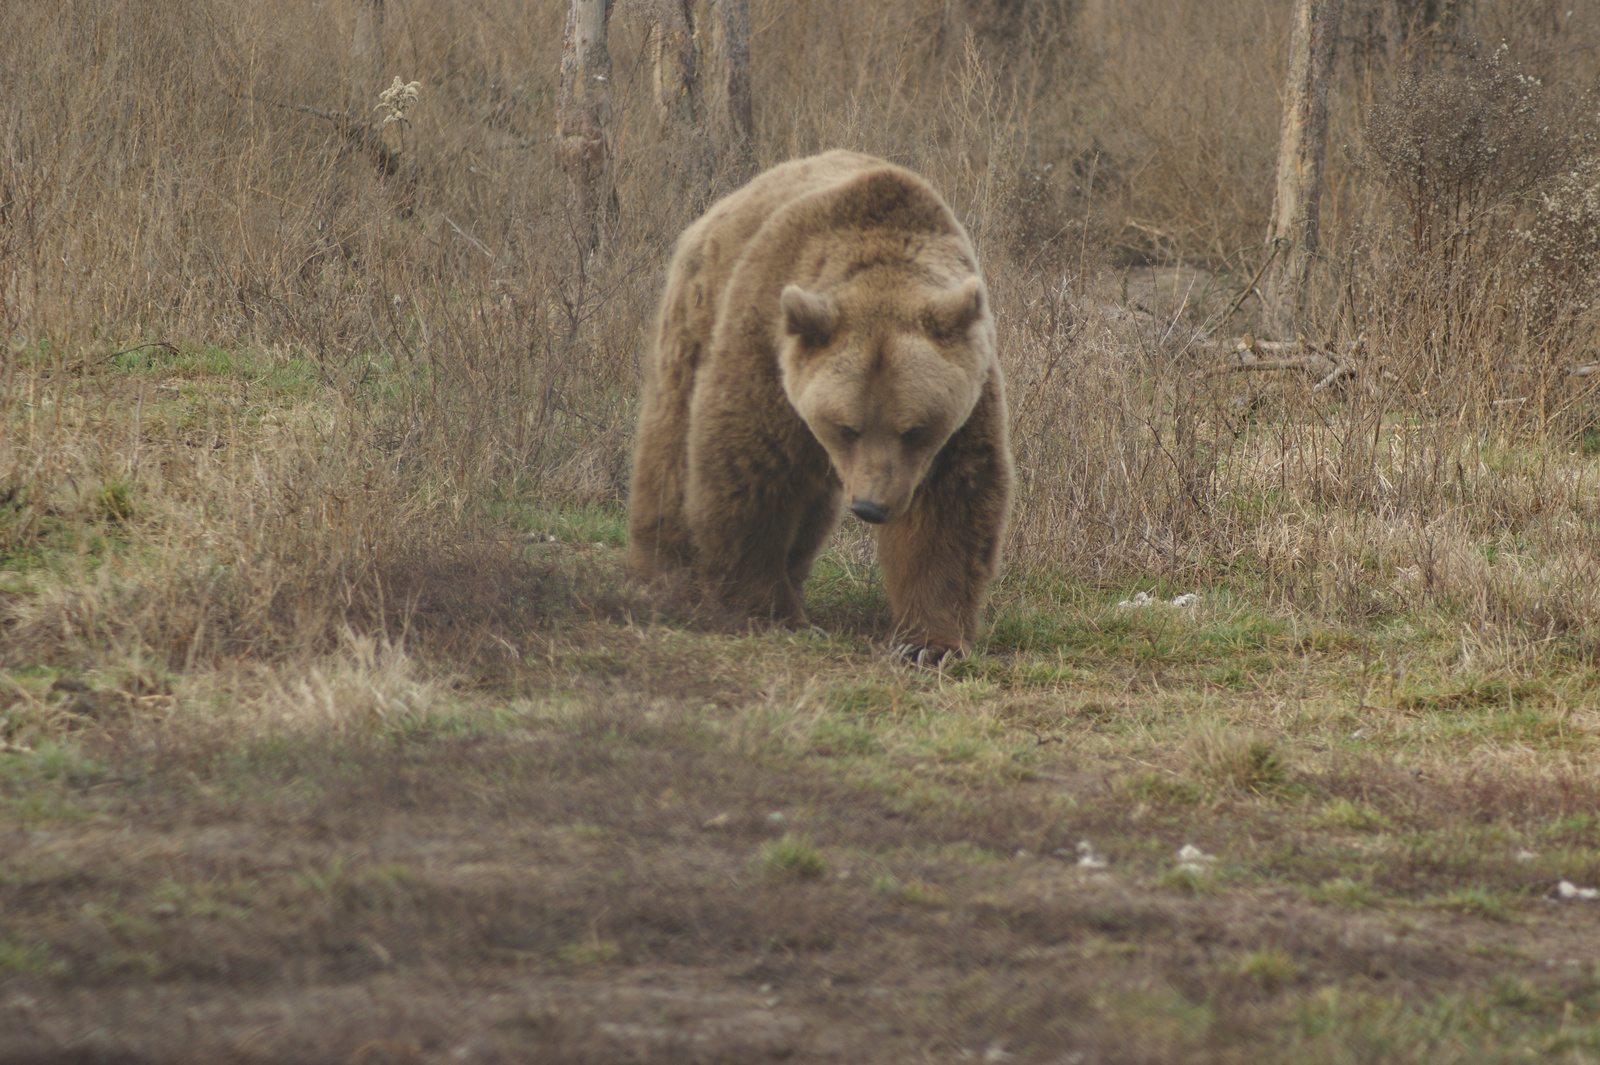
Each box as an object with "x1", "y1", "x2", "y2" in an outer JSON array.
[
  {"x1": 1236, "y1": 946, "x2": 1301, "y2": 991},
  {"x1": 556, "y1": 937, "x2": 623, "y2": 966},
  {"x1": 1125, "y1": 772, "x2": 1204, "y2": 807},
  {"x1": 759, "y1": 833, "x2": 827, "y2": 880},
  {"x1": 1312, "y1": 877, "x2": 1376, "y2": 910},
  {"x1": 1313, "y1": 798, "x2": 1391, "y2": 832},
  {"x1": 1429, "y1": 887, "x2": 1511, "y2": 923},
  {"x1": 872, "y1": 875, "x2": 948, "y2": 906},
  {"x1": 1188, "y1": 726, "x2": 1289, "y2": 795},
  {"x1": 247, "y1": 630, "x2": 446, "y2": 736},
  {"x1": 92, "y1": 478, "x2": 136, "y2": 524},
  {"x1": 0, "y1": 939, "x2": 66, "y2": 976},
  {"x1": 1159, "y1": 866, "x2": 1220, "y2": 897}
]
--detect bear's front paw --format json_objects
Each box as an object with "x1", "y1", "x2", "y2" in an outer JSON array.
[{"x1": 891, "y1": 643, "x2": 964, "y2": 670}]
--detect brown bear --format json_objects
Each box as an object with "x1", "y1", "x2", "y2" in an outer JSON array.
[{"x1": 627, "y1": 150, "x2": 1013, "y2": 664}]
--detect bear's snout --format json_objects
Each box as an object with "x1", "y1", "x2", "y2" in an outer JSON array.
[{"x1": 849, "y1": 498, "x2": 889, "y2": 524}]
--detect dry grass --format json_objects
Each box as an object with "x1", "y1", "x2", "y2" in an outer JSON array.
[{"x1": 6, "y1": 0, "x2": 1600, "y2": 673}]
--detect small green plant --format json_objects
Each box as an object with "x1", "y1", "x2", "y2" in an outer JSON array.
[
  {"x1": 1188, "y1": 726, "x2": 1289, "y2": 795},
  {"x1": 809, "y1": 716, "x2": 880, "y2": 756},
  {"x1": 1159, "y1": 866, "x2": 1219, "y2": 896},
  {"x1": 1126, "y1": 772, "x2": 1204, "y2": 806},
  {"x1": 872, "y1": 875, "x2": 947, "y2": 906},
  {"x1": 93, "y1": 478, "x2": 135, "y2": 523},
  {"x1": 292, "y1": 856, "x2": 349, "y2": 900},
  {"x1": 1490, "y1": 975, "x2": 1550, "y2": 1013},
  {"x1": 1429, "y1": 888, "x2": 1510, "y2": 922},
  {"x1": 760, "y1": 833, "x2": 827, "y2": 880},
  {"x1": 1312, "y1": 877, "x2": 1376, "y2": 910},
  {"x1": 1237, "y1": 946, "x2": 1301, "y2": 991},
  {"x1": 0, "y1": 939, "x2": 66, "y2": 976},
  {"x1": 1314, "y1": 798, "x2": 1390, "y2": 832},
  {"x1": 822, "y1": 683, "x2": 899, "y2": 717}
]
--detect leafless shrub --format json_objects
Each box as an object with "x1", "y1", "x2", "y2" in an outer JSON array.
[
  {"x1": 1357, "y1": 43, "x2": 1600, "y2": 423},
  {"x1": 1513, "y1": 158, "x2": 1600, "y2": 333},
  {"x1": 1366, "y1": 45, "x2": 1584, "y2": 259}
]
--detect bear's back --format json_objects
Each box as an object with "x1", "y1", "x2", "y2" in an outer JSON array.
[{"x1": 677, "y1": 151, "x2": 971, "y2": 311}]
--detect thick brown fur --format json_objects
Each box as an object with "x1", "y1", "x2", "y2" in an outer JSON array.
[{"x1": 627, "y1": 150, "x2": 1013, "y2": 660}]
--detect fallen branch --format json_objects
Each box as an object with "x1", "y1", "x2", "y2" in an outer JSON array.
[
  {"x1": 1199, "y1": 333, "x2": 1389, "y2": 393},
  {"x1": 1205, "y1": 356, "x2": 1327, "y2": 375},
  {"x1": 1313, "y1": 363, "x2": 1356, "y2": 393},
  {"x1": 1224, "y1": 244, "x2": 1280, "y2": 319},
  {"x1": 102, "y1": 341, "x2": 179, "y2": 363}
]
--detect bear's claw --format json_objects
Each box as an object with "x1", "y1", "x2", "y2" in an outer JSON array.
[{"x1": 892, "y1": 643, "x2": 963, "y2": 670}]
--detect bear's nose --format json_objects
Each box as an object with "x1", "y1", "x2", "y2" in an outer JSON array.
[{"x1": 849, "y1": 498, "x2": 888, "y2": 524}]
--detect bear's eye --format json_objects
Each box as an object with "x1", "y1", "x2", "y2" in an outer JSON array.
[
  {"x1": 900, "y1": 427, "x2": 926, "y2": 447},
  {"x1": 835, "y1": 424, "x2": 861, "y2": 444}
]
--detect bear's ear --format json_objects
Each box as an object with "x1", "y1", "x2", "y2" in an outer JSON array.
[
  {"x1": 781, "y1": 285, "x2": 838, "y2": 346},
  {"x1": 924, "y1": 277, "x2": 986, "y2": 340}
]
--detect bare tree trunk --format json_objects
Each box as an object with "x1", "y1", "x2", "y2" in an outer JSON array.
[
  {"x1": 349, "y1": 0, "x2": 385, "y2": 106},
  {"x1": 701, "y1": 0, "x2": 753, "y2": 179},
  {"x1": 651, "y1": 0, "x2": 706, "y2": 199},
  {"x1": 652, "y1": 1, "x2": 698, "y2": 130},
  {"x1": 557, "y1": 0, "x2": 616, "y2": 255},
  {"x1": 650, "y1": 0, "x2": 752, "y2": 206},
  {"x1": 1381, "y1": 0, "x2": 1401, "y2": 64},
  {"x1": 1260, "y1": 0, "x2": 1343, "y2": 340}
]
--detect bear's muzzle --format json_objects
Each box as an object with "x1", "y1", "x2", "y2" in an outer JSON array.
[{"x1": 849, "y1": 498, "x2": 889, "y2": 524}]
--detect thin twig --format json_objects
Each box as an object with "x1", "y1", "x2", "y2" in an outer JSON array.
[
  {"x1": 1226, "y1": 243, "x2": 1279, "y2": 319},
  {"x1": 230, "y1": 91, "x2": 353, "y2": 129},
  {"x1": 1202, "y1": 357, "x2": 1330, "y2": 378},
  {"x1": 441, "y1": 216, "x2": 496, "y2": 261},
  {"x1": 102, "y1": 341, "x2": 178, "y2": 363}
]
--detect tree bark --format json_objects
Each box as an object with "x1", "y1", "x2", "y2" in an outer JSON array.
[
  {"x1": 650, "y1": 0, "x2": 752, "y2": 205},
  {"x1": 701, "y1": 0, "x2": 753, "y2": 178},
  {"x1": 350, "y1": 0, "x2": 384, "y2": 97},
  {"x1": 652, "y1": 0, "x2": 698, "y2": 132},
  {"x1": 1260, "y1": 0, "x2": 1343, "y2": 340},
  {"x1": 557, "y1": 0, "x2": 616, "y2": 255}
]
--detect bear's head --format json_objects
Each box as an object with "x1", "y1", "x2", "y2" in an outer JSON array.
[{"x1": 777, "y1": 275, "x2": 992, "y2": 525}]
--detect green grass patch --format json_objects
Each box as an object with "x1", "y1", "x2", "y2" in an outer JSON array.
[
  {"x1": 1236, "y1": 946, "x2": 1301, "y2": 990},
  {"x1": 1427, "y1": 887, "x2": 1513, "y2": 922},
  {"x1": 0, "y1": 939, "x2": 67, "y2": 976},
  {"x1": 1311, "y1": 877, "x2": 1377, "y2": 910},
  {"x1": 759, "y1": 834, "x2": 827, "y2": 880}
]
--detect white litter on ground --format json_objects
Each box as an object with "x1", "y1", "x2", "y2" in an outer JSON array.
[
  {"x1": 1075, "y1": 840, "x2": 1109, "y2": 869},
  {"x1": 1557, "y1": 880, "x2": 1600, "y2": 900},
  {"x1": 1515, "y1": 849, "x2": 1538, "y2": 863},
  {"x1": 1117, "y1": 591, "x2": 1200, "y2": 609},
  {"x1": 1175, "y1": 844, "x2": 1216, "y2": 873}
]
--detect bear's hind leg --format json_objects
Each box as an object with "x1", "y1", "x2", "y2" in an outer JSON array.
[
  {"x1": 686, "y1": 452, "x2": 825, "y2": 628},
  {"x1": 691, "y1": 497, "x2": 810, "y2": 625},
  {"x1": 626, "y1": 341, "x2": 699, "y2": 578}
]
